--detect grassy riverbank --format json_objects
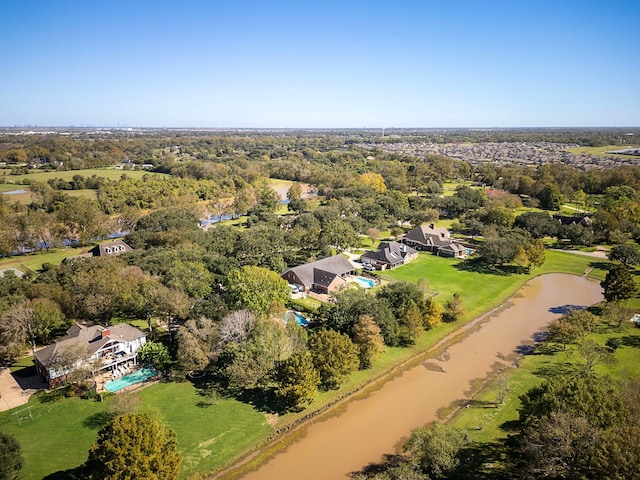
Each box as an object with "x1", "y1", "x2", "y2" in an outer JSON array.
[{"x1": 0, "y1": 251, "x2": 613, "y2": 479}]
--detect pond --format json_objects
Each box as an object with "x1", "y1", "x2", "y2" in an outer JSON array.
[{"x1": 238, "y1": 274, "x2": 603, "y2": 480}]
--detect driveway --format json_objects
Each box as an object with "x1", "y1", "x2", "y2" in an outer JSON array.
[{"x1": 0, "y1": 368, "x2": 46, "y2": 412}]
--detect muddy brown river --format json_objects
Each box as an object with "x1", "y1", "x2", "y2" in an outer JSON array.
[{"x1": 238, "y1": 274, "x2": 603, "y2": 480}]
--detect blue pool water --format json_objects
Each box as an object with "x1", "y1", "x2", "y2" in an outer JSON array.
[
  {"x1": 354, "y1": 277, "x2": 375, "y2": 288},
  {"x1": 104, "y1": 366, "x2": 157, "y2": 392},
  {"x1": 286, "y1": 310, "x2": 309, "y2": 327}
]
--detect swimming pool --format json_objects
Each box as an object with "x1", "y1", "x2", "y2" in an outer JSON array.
[
  {"x1": 354, "y1": 277, "x2": 375, "y2": 288},
  {"x1": 286, "y1": 310, "x2": 309, "y2": 327},
  {"x1": 104, "y1": 365, "x2": 157, "y2": 393}
]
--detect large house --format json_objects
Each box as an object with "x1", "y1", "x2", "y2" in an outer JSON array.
[
  {"x1": 360, "y1": 241, "x2": 417, "y2": 270},
  {"x1": 402, "y1": 224, "x2": 468, "y2": 258},
  {"x1": 89, "y1": 240, "x2": 134, "y2": 257},
  {"x1": 281, "y1": 255, "x2": 355, "y2": 294},
  {"x1": 34, "y1": 323, "x2": 147, "y2": 387}
]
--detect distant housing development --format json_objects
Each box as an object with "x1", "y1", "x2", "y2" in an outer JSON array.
[
  {"x1": 34, "y1": 323, "x2": 147, "y2": 387},
  {"x1": 402, "y1": 224, "x2": 468, "y2": 258},
  {"x1": 281, "y1": 255, "x2": 355, "y2": 294}
]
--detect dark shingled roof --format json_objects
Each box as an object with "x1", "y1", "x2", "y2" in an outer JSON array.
[
  {"x1": 282, "y1": 255, "x2": 354, "y2": 289},
  {"x1": 361, "y1": 241, "x2": 416, "y2": 265}
]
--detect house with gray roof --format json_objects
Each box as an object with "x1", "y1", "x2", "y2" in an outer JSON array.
[
  {"x1": 402, "y1": 224, "x2": 468, "y2": 258},
  {"x1": 89, "y1": 240, "x2": 134, "y2": 257},
  {"x1": 34, "y1": 323, "x2": 146, "y2": 387},
  {"x1": 360, "y1": 241, "x2": 417, "y2": 270},
  {"x1": 281, "y1": 255, "x2": 355, "y2": 294}
]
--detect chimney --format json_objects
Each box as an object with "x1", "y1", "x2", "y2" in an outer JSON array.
[
  {"x1": 429, "y1": 223, "x2": 435, "y2": 229},
  {"x1": 101, "y1": 328, "x2": 111, "y2": 339}
]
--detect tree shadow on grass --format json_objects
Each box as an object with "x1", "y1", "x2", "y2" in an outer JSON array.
[
  {"x1": 42, "y1": 466, "x2": 85, "y2": 479},
  {"x1": 447, "y1": 441, "x2": 510, "y2": 480},
  {"x1": 533, "y1": 362, "x2": 575, "y2": 379},
  {"x1": 82, "y1": 411, "x2": 115, "y2": 429},
  {"x1": 619, "y1": 335, "x2": 640, "y2": 348},
  {"x1": 589, "y1": 260, "x2": 611, "y2": 272},
  {"x1": 453, "y1": 259, "x2": 516, "y2": 276}
]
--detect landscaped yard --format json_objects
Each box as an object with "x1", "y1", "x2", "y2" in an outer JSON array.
[{"x1": 0, "y1": 380, "x2": 271, "y2": 480}]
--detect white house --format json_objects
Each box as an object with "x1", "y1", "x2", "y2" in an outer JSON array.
[{"x1": 34, "y1": 323, "x2": 146, "y2": 387}]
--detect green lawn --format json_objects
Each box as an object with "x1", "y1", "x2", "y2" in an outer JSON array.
[
  {"x1": 380, "y1": 250, "x2": 607, "y2": 320},
  {"x1": 0, "y1": 380, "x2": 271, "y2": 480},
  {"x1": 566, "y1": 144, "x2": 640, "y2": 158}
]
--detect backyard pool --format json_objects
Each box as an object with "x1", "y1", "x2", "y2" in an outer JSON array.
[
  {"x1": 104, "y1": 365, "x2": 157, "y2": 393},
  {"x1": 286, "y1": 310, "x2": 309, "y2": 327},
  {"x1": 353, "y1": 276, "x2": 375, "y2": 288}
]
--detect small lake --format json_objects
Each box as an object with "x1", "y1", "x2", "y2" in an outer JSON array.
[{"x1": 236, "y1": 274, "x2": 603, "y2": 480}]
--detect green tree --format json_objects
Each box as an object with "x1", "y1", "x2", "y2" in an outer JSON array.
[
  {"x1": 274, "y1": 351, "x2": 320, "y2": 410},
  {"x1": 547, "y1": 309, "x2": 596, "y2": 350},
  {"x1": 351, "y1": 314, "x2": 386, "y2": 369},
  {"x1": 286, "y1": 183, "x2": 302, "y2": 201},
  {"x1": 137, "y1": 342, "x2": 171, "y2": 371},
  {"x1": 399, "y1": 301, "x2": 423, "y2": 345},
  {"x1": 0, "y1": 430, "x2": 24, "y2": 480},
  {"x1": 176, "y1": 316, "x2": 218, "y2": 372},
  {"x1": 601, "y1": 264, "x2": 638, "y2": 303},
  {"x1": 525, "y1": 238, "x2": 546, "y2": 269},
  {"x1": 443, "y1": 293, "x2": 464, "y2": 322},
  {"x1": 85, "y1": 413, "x2": 182, "y2": 480},
  {"x1": 226, "y1": 266, "x2": 289, "y2": 315},
  {"x1": 422, "y1": 297, "x2": 442, "y2": 329},
  {"x1": 309, "y1": 329, "x2": 359, "y2": 390},
  {"x1": 404, "y1": 422, "x2": 470, "y2": 478},
  {"x1": 608, "y1": 243, "x2": 640, "y2": 266}
]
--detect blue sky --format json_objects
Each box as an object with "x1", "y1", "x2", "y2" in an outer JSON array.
[{"x1": 1, "y1": 0, "x2": 638, "y2": 128}]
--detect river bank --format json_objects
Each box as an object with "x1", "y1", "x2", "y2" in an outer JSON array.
[{"x1": 218, "y1": 274, "x2": 603, "y2": 480}]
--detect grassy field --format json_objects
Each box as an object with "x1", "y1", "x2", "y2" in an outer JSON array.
[
  {"x1": 565, "y1": 144, "x2": 640, "y2": 158},
  {"x1": 380, "y1": 249, "x2": 607, "y2": 320}
]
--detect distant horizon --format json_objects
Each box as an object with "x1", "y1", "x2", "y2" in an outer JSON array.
[{"x1": 2, "y1": 125, "x2": 639, "y2": 131}]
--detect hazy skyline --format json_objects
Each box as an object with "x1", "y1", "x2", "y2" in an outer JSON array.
[{"x1": 1, "y1": 0, "x2": 639, "y2": 128}]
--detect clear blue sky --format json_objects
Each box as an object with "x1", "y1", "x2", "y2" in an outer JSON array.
[{"x1": 1, "y1": 0, "x2": 638, "y2": 128}]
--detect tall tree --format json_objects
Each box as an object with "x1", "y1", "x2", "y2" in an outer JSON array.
[
  {"x1": 309, "y1": 329, "x2": 359, "y2": 390},
  {"x1": 351, "y1": 314, "x2": 386, "y2": 369},
  {"x1": 608, "y1": 243, "x2": 640, "y2": 266},
  {"x1": 274, "y1": 351, "x2": 320, "y2": 410},
  {"x1": 404, "y1": 422, "x2": 470, "y2": 478},
  {"x1": 601, "y1": 264, "x2": 638, "y2": 303},
  {"x1": 0, "y1": 430, "x2": 24, "y2": 480},
  {"x1": 225, "y1": 266, "x2": 289, "y2": 315},
  {"x1": 0, "y1": 298, "x2": 66, "y2": 360},
  {"x1": 85, "y1": 413, "x2": 182, "y2": 480}
]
